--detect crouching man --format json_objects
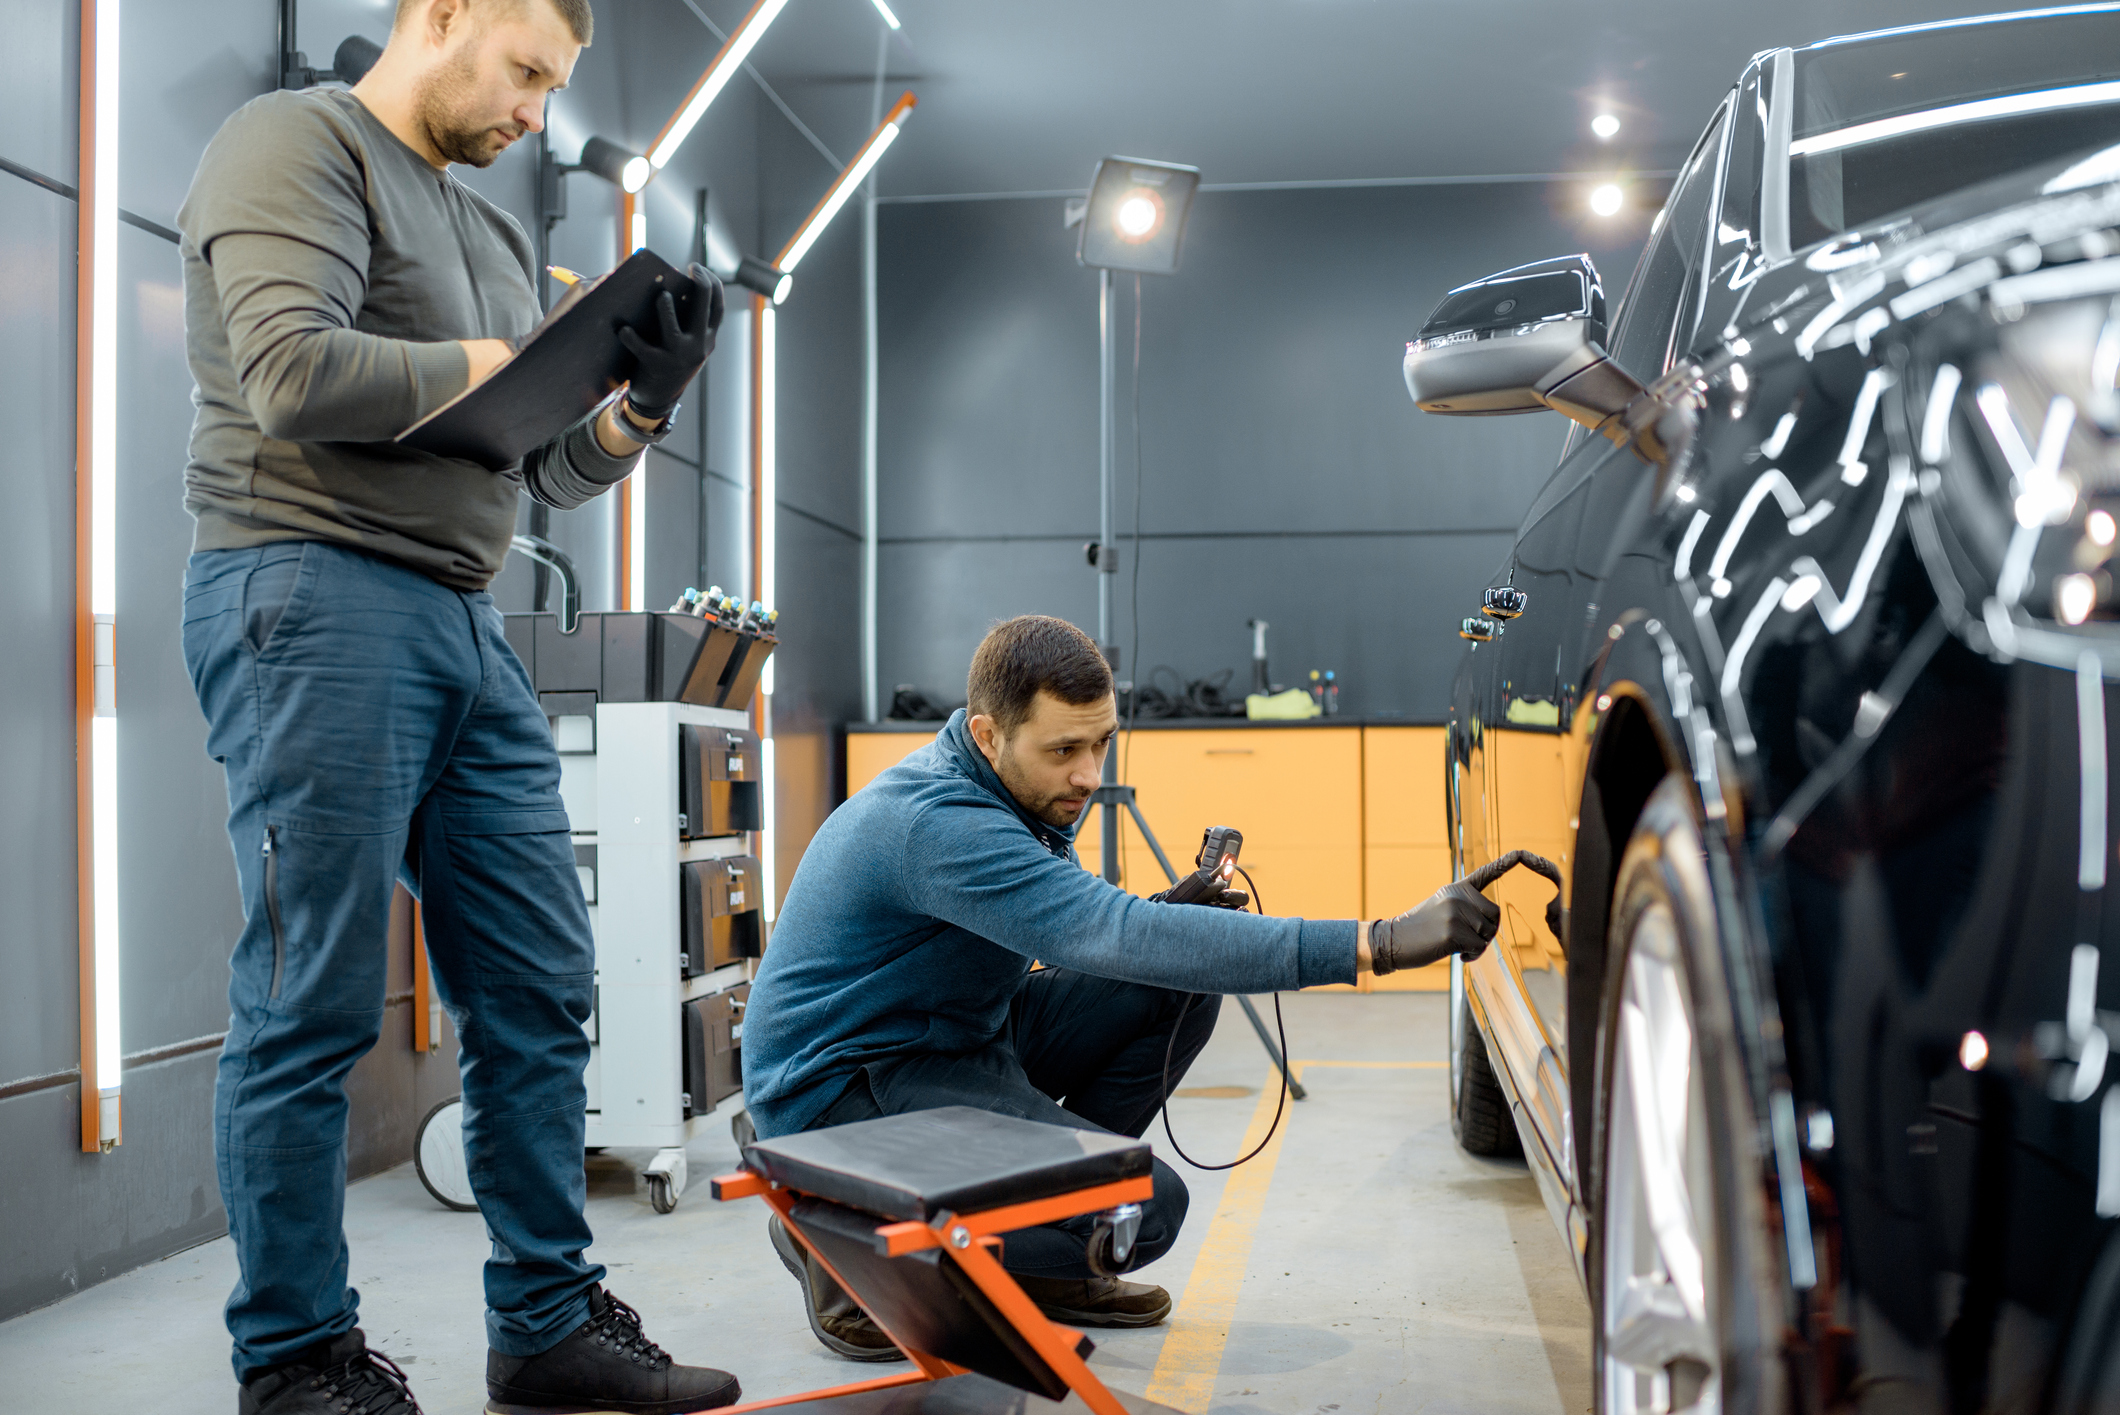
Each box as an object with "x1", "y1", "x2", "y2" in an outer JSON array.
[{"x1": 742, "y1": 615, "x2": 1524, "y2": 1360}]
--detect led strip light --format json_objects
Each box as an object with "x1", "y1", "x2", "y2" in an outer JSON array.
[{"x1": 77, "y1": 0, "x2": 123, "y2": 1152}]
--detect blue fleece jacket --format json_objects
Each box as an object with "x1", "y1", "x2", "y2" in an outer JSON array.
[{"x1": 741, "y1": 710, "x2": 1360, "y2": 1137}]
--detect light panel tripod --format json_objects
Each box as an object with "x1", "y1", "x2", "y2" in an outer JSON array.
[{"x1": 1085, "y1": 780, "x2": 1307, "y2": 1101}]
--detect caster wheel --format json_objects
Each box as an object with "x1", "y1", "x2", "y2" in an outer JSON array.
[
  {"x1": 415, "y1": 1097, "x2": 479, "y2": 1212},
  {"x1": 648, "y1": 1174, "x2": 677, "y2": 1214}
]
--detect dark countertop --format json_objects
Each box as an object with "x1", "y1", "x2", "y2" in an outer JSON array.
[{"x1": 846, "y1": 717, "x2": 1448, "y2": 732}]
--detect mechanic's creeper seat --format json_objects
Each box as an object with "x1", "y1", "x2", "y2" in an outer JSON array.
[{"x1": 712, "y1": 1106, "x2": 1179, "y2": 1415}]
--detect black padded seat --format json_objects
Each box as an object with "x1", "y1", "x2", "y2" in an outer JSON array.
[{"x1": 743, "y1": 1106, "x2": 1151, "y2": 1221}]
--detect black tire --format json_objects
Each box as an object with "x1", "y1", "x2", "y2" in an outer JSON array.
[
  {"x1": 1453, "y1": 990, "x2": 1523, "y2": 1158},
  {"x1": 648, "y1": 1174, "x2": 677, "y2": 1214}
]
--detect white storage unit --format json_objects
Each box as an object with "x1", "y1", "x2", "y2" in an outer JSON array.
[{"x1": 562, "y1": 700, "x2": 762, "y2": 1213}]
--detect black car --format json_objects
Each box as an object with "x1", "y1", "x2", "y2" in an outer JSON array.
[{"x1": 1403, "y1": 8, "x2": 2120, "y2": 1413}]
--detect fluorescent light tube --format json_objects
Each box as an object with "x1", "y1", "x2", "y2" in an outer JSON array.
[
  {"x1": 759, "y1": 303, "x2": 776, "y2": 697},
  {"x1": 781, "y1": 126, "x2": 899, "y2": 272},
  {"x1": 647, "y1": 0, "x2": 793, "y2": 170}
]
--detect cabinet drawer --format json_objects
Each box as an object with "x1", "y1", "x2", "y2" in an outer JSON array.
[
  {"x1": 1363, "y1": 844, "x2": 1452, "y2": 919},
  {"x1": 1362, "y1": 726, "x2": 1448, "y2": 848},
  {"x1": 1118, "y1": 728, "x2": 1362, "y2": 854}
]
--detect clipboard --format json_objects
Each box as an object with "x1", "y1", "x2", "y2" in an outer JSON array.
[{"x1": 396, "y1": 247, "x2": 697, "y2": 469}]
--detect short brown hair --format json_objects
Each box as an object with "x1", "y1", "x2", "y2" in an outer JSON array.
[
  {"x1": 397, "y1": 0, "x2": 592, "y2": 44},
  {"x1": 966, "y1": 616, "x2": 1112, "y2": 736}
]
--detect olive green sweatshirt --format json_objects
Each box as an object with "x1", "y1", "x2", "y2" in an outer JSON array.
[{"x1": 177, "y1": 88, "x2": 637, "y2": 591}]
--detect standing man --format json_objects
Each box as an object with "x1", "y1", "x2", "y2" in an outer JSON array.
[{"x1": 177, "y1": 1, "x2": 739, "y2": 1411}]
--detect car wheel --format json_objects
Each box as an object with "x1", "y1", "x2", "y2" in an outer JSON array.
[
  {"x1": 1452, "y1": 985, "x2": 1523, "y2": 1158},
  {"x1": 1594, "y1": 777, "x2": 1773, "y2": 1415}
]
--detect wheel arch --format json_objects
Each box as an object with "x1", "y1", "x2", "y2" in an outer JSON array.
[{"x1": 1567, "y1": 684, "x2": 1688, "y2": 1199}]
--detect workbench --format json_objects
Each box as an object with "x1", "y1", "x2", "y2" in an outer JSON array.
[{"x1": 844, "y1": 719, "x2": 1452, "y2": 991}]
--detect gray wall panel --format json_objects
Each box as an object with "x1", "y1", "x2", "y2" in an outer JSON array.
[
  {"x1": 755, "y1": 76, "x2": 865, "y2": 903},
  {"x1": 0, "y1": 0, "x2": 77, "y2": 184},
  {"x1": 874, "y1": 184, "x2": 1655, "y2": 718},
  {"x1": 0, "y1": 177, "x2": 82, "y2": 1086},
  {"x1": 0, "y1": 1053, "x2": 225, "y2": 1322},
  {"x1": 118, "y1": 0, "x2": 276, "y2": 229},
  {"x1": 644, "y1": 443, "x2": 702, "y2": 611},
  {"x1": 115, "y1": 220, "x2": 247, "y2": 1055}
]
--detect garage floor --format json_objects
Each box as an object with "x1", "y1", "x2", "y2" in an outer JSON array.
[{"x1": 0, "y1": 993, "x2": 1589, "y2": 1415}]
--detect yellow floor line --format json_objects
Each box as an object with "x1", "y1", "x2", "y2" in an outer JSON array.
[
  {"x1": 1145, "y1": 1064, "x2": 1301, "y2": 1413},
  {"x1": 1143, "y1": 1059, "x2": 1446, "y2": 1410}
]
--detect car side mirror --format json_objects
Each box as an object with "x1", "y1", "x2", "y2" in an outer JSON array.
[{"x1": 1402, "y1": 254, "x2": 1645, "y2": 436}]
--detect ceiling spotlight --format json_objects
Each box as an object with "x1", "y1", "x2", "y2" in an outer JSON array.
[
  {"x1": 2090, "y1": 507, "x2": 2116, "y2": 545},
  {"x1": 1591, "y1": 113, "x2": 1621, "y2": 140},
  {"x1": 1589, "y1": 183, "x2": 1624, "y2": 217},
  {"x1": 1078, "y1": 157, "x2": 1201, "y2": 275},
  {"x1": 579, "y1": 136, "x2": 652, "y2": 194},
  {"x1": 734, "y1": 254, "x2": 793, "y2": 304}
]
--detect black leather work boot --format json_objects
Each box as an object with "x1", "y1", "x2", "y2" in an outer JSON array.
[
  {"x1": 484, "y1": 1286, "x2": 742, "y2": 1414},
  {"x1": 1013, "y1": 1274, "x2": 1173, "y2": 1328},
  {"x1": 239, "y1": 1329, "x2": 421, "y2": 1414},
  {"x1": 769, "y1": 1216, "x2": 905, "y2": 1362}
]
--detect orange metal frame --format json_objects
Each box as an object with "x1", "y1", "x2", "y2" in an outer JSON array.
[
  {"x1": 411, "y1": 900, "x2": 436, "y2": 1053},
  {"x1": 710, "y1": 1168, "x2": 1154, "y2": 1415}
]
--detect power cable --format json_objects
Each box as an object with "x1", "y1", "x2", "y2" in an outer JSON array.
[{"x1": 1157, "y1": 865, "x2": 1290, "y2": 1171}]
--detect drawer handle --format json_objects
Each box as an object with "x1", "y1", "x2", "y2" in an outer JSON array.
[{"x1": 1204, "y1": 748, "x2": 1255, "y2": 756}]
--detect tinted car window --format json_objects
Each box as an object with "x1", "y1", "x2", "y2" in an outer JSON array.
[
  {"x1": 1608, "y1": 106, "x2": 1726, "y2": 380},
  {"x1": 1790, "y1": 13, "x2": 2120, "y2": 247}
]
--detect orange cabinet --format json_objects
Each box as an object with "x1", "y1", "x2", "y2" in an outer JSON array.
[
  {"x1": 847, "y1": 729, "x2": 937, "y2": 795},
  {"x1": 1360, "y1": 726, "x2": 1453, "y2": 992},
  {"x1": 1077, "y1": 728, "x2": 1363, "y2": 921}
]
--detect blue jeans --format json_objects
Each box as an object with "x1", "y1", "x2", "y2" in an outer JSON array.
[
  {"x1": 183, "y1": 542, "x2": 602, "y2": 1380},
  {"x1": 809, "y1": 969, "x2": 1221, "y2": 1278}
]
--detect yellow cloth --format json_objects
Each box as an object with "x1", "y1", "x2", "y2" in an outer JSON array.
[{"x1": 1245, "y1": 688, "x2": 1320, "y2": 720}]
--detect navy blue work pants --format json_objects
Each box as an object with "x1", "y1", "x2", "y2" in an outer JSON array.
[
  {"x1": 809, "y1": 969, "x2": 1221, "y2": 1278},
  {"x1": 183, "y1": 541, "x2": 601, "y2": 1380}
]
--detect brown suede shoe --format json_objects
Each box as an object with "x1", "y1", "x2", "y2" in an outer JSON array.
[
  {"x1": 768, "y1": 1217, "x2": 905, "y2": 1362},
  {"x1": 1013, "y1": 1275, "x2": 1173, "y2": 1328}
]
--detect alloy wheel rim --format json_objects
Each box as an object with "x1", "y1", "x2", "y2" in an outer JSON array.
[{"x1": 1602, "y1": 901, "x2": 1719, "y2": 1415}]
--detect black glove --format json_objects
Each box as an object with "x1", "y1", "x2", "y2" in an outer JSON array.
[
  {"x1": 617, "y1": 262, "x2": 726, "y2": 421},
  {"x1": 1370, "y1": 849, "x2": 1563, "y2": 975}
]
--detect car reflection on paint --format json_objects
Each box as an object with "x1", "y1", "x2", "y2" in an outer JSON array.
[{"x1": 1402, "y1": 9, "x2": 2120, "y2": 1414}]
